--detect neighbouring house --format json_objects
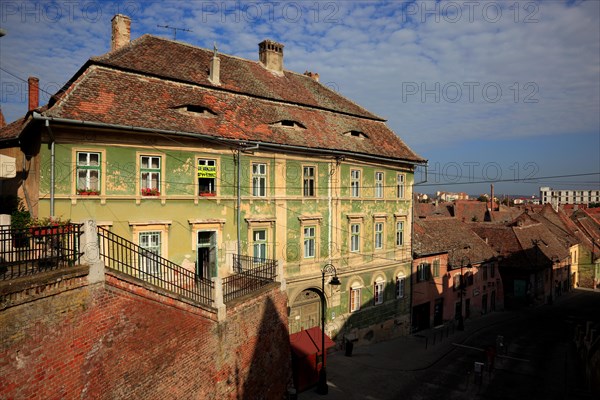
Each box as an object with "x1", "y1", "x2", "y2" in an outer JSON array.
[
  {"x1": 0, "y1": 15, "x2": 426, "y2": 345},
  {"x1": 540, "y1": 186, "x2": 600, "y2": 207},
  {"x1": 412, "y1": 217, "x2": 501, "y2": 331},
  {"x1": 567, "y1": 207, "x2": 600, "y2": 289},
  {"x1": 471, "y1": 211, "x2": 571, "y2": 308}
]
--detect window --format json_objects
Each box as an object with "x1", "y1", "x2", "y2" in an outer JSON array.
[
  {"x1": 139, "y1": 231, "x2": 161, "y2": 276},
  {"x1": 397, "y1": 173, "x2": 405, "y2": 198},
  {"x1": 351, "y1": 169, "x2": 361, "y2": 197},
  {"x1": 350, "y1": 223, "x2": 360, "y2": 252},
  {"x1": 466, "y1": 271, "x2": 474, "y2": 286},
  {"x1": 140, "y1": 156, "x2": 161, "y2": 195},
  {"x1": 374, "y1": 222, "x2": 384, "y2": 249},
  {"x1": 453, "y1": 274, "x2": 462, "y2": 291},
  {"x1": 433, "y1": 258, "x2": 440, "y2": 278},
  {"x1": 198, "y1": 159, "x2": 216, "y2": 195},
  {"x1": 303, "y1": 166, "x2": 315, "y2": 197},
  {"x1": 350, "y1": 287, "x2": 361, "y2": 312},
  {"x1": 396, "y1": 221, "x2": 404, "y2": 246},
  {"x1": 77, "y1": 152, "x2": 100, "y2": 194},
  {"x1": 417, "y1": 263, "x2": 431, "y2": 282},
  {"x1": 253, "y1": 229, "x2": 267, "y2": 260},
  {"x1": 252, "y1": 163, "x2": 267, "y2": 197},
  {"x1": 396, "y1": 276, "x2": 406, "y2": 299},
  {"x1": 303, "y1": 226, "x2": 316, "y2": 258},
  {"x1": 491, "y1": 264, "x2": 496, "y2": 278},
  {"x1": 374, "y1": 280, "x2": 385, "y2": 305},
  {"x1": 375, "y1": 172, "x2": 384, "y2": 198},
  {"x1": 482, "y1": 264, "x2": 488, "y2": 281}
]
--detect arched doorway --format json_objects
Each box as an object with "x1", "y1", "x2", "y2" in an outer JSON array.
[{"x1": 289, "y1": 289, "x2": 322, "y2": 334}]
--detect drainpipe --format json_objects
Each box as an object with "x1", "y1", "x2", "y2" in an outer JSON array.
[
  {"x1": 21, "y1": 157, "x2": 33, "y2": 213},
  {"x1": 45, "y1": 120, "x2": 55, "y2": 217},
  {"x1": 237, "y1": 144, "x2": 259, "y2": 269}
]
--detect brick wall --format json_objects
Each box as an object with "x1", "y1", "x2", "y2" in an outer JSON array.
[{"x1": 0, "y1": 268, "x2": 291, "y2": 399}]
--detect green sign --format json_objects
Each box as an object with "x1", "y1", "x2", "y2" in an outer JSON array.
[{"x1": 198, "y1": 165, "x2": 216, "y2": 178}]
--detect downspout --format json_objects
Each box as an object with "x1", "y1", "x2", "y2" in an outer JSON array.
[
  {"x1": 237, "y1": 144, "x2": 259, "y2": 269},
  {"x1": 45, "y1": 120, "x2": 55, "y2": 217},
  {"x1": 21, "y1": 157, "x2": 33, "y2": 213},
  {"x1": 328, "y1": 160, "x2": 333, "y2": 263}
]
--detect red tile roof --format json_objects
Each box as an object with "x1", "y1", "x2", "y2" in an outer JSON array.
[
  {"x1": 1, "y1": 35, "x2": 425, "y2": 164},
  {"x1": 414, "y1": 218, "x2": 497, "y2": 266}
]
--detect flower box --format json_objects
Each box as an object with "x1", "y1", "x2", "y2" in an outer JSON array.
[
  {"x1": 77, "y1": 189, "x2": 100, "y2": 196},
  {"x1": 141, "y1": 188, "x2": 160, "y2": 196},
  {"x1": 199, "y1": 192, "x2": 216, "y2": 197}
]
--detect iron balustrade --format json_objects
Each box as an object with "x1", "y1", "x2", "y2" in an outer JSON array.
[
  {"x1": 224, "y1": 254, "x2": 277, "y2": 303},
  {"x1": 97, "y1": 226, "x2": 213, "y2": 306},
  {"x1": 0, "y1": 224, "x2": 83, "y2": 280}
]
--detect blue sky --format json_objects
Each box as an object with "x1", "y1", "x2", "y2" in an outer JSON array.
[{"x1": 1, "y1": 0, "x2": 598, "y2": 197}]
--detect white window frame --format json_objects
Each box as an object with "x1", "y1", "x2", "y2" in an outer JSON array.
[
  {"x1": 374, "y1": 279, "x2": 385, "y2": 305},
  {"x1": 252, "y1": 163, "x2": 267, "y2": 197},
  {"x1": 351, "y1": 169, "x2": 361, "y2": 198},
  {"x1": 375, "y1": 171, "x2": 384, "y2": 198},
  {"x1": 350, "y1": 223, "x2": 360, "y2": 252},
  {"x1": 303, "y1": 226, "x2": 316, "y2": 258},
  {"x1": 303, "y1": 166, "x2": 316, "y2": 197},
  {"x1": 374, "y1": 222, "x2": 384, "y2": 250},
  {"x1": 140, "y1": 155, "x2": 161, "y2": 194},
  {"x1": 396, "y1": 275, "x2": 406, "y2": 299},
  {"x1": 253, "y1": 229, "x2": 267, "y2": 260},
  {"x1": 138, "y1": 231, "x2": 161, "y2": 276},
  {"x1": 198, "y1": 158, "x2": 217, "y2": 195},
  {"x1": 350, "y1": 287, "x2": 361, "y2": 312},
  {"x1": 396, "y1": 220, "x2": 404, "y2": 246},
  {"x1": 76, "y1": 151, "x2": 101, "y2": 193},
  {"x1": 397, "y1": 173, "x2": 405, "y2": 199}
]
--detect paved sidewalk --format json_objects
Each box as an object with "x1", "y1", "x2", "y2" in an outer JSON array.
[{"x1": 298, "y1": 310, "x2": 517, "y2": 399}]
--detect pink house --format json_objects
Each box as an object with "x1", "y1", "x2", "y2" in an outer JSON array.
[{"x1": 412, "y1": 218, "x2": 503, "y2": 331}]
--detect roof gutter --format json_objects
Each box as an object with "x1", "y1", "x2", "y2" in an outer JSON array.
[{"x1": 31, "y1": 112, "x2": 427, "y2": 167}]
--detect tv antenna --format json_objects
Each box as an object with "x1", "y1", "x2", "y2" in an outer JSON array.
[{"x1": 157, "y1": 25, "x2": 192, "y2": 40}]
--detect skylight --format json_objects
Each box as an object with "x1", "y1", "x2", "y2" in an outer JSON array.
[
  {"x1": 271, "y1": 120, "x2": 306, "y2": 129},
  {"x1": 343, "y1": 130, "x2": 368, "y2": 139},
  {"x1": 175, "y1": 105, "x2": 216, "y2": 116}
]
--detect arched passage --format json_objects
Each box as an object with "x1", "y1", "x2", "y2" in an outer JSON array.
[{"x1": 289, "y1": 288, "x2": 323, "y2": 334}]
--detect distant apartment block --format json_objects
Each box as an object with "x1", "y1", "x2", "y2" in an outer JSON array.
[
  {"x1": 540, "y1": 187, "x2": 600, "y2": 206},
  {"x1": 436, "y1": 191, "x2": 469, "y2": 202}
]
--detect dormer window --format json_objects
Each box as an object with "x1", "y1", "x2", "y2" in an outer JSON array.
[
  {"x1": 343, "y1": 130, "x2": 368, "y2": 139},
  {"x1": 271, "y1": 120, "x2": 306, "y2": 129},
  {"x1": 175, "y1": 105, "x2": 216, "y2": 116}
]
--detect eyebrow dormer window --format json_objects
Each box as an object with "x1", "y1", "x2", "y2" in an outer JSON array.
[
  {"x1": 271, "y1": 120, "x2": 306, "y2": 129},
  {"x1": 176, "y1": 105, "x2": 216, "y2": 116},
  {"x1": 343, "y1": 130, "x2": 368, "y2": 139}
]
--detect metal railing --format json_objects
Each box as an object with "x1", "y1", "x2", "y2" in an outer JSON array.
[
  {"x1": 97, "y1": 226, "x2": 213, "y2": 306},
  {"x1": 224, "y1": 254, "x2": 277, "y2": 303},
  {"x1": 0, "y1": 224, "x2": 83, "y2": 281}
]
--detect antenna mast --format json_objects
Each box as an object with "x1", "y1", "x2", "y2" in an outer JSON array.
[{"x1": 157, "y1": 25, "x2": 192, "y2": 40}]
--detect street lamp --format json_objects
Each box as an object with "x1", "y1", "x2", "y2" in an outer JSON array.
[
  {"x1": 317, "y1": 263, "x2": 341, "y2": 395},
  {"x1": 457, "y1": 257, "x2": 471, "y2": 331}
]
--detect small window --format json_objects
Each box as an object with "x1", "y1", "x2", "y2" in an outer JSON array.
[
  {"x1": 374, "y1": 222, "x2": 384, "y2": 249},
  {"x1": 453, "y1": 274, "x2": 462, "y2": 291},
  {"x1": 396, "y1": 276, "x2": 406, "y2": 299},
  {"x1": 184, "y1": 105, "x2": 216, "y2": 115},
  {"x1": 343, "y1": 130, "x2": 368, "y2": 139},
  {"x1": 350, "y1": 223, "x2": 360, "y2": 252},
  {"x1": 396, "y1": 221, "x2": 404, "y2": 246},
  {"x1": 397, "y1": 174, "x2": 405, "y2": 199},
  {"x1": 303, "y1": 226, "x2": 316, "y2": 258},
  {"x1": 374, "y1": 280, "x2": 385, "y2": 305},
  {"x1": 76, "y1": 152, "x2": 101, "y2": 194},
  {"x1": 198, "y1": 159, "x2": 216, "y2": 195},
  {"x1": 375, "y1": 172, "x2": 384, "y2": 198},
  {"x1": 271, "y1": 120, "x2": 306, "y2": 129},
  {"x1": 417, "y1": 263, "x2": 431, "y2": 282},
  {"x1": 253, "y1": 229, "x2": 267, "y2": 260},
  {"x1": 350, "y1": 287, "x2": 361, "y2": 312},
  {"x1": 351, "y1": 170, "x2": 361, "y2": 198},
  {"x1": 252, "y1": 163, "x2": 267, "y2": 197},
  {"x1": 140, "y1": 156, "x2": 161, "y2": 196},
  {"x1": 482, "y1": 264, "x2": 488, "y2": 281},
  {"x1": 303, "y1": 166, "x2": 315, "y2": 197},
  {"x1": 139, "y1": 231, "x2": 161, "y2": 276},
  {"x1": 432, "y1": 259, "x2": 440, "y2": 278}
]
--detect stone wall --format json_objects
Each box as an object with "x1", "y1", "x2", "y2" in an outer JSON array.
[{"x1": 0, "y1": 267, "x2": 291, "y2": 399}]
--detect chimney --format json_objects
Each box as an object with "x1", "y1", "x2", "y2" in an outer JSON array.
[
  {"x1": 490, "y1": 184, "x2": 495, "y2": 212},
  {"x1": 304, "y1": 71, "x2": 320, "y2": 82},
  {"x1": 209, "y1": 43, "x2": 220, "y2": 85},
  {"x1": 28, "y1": 76, "x2": 39, "y2": 111},
  {"x1": 259, "y1": 39, "x2": 284, "y2": 73},
  {"x1": 111, "y1": 14, "x2": 131, "y2": 51}
]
